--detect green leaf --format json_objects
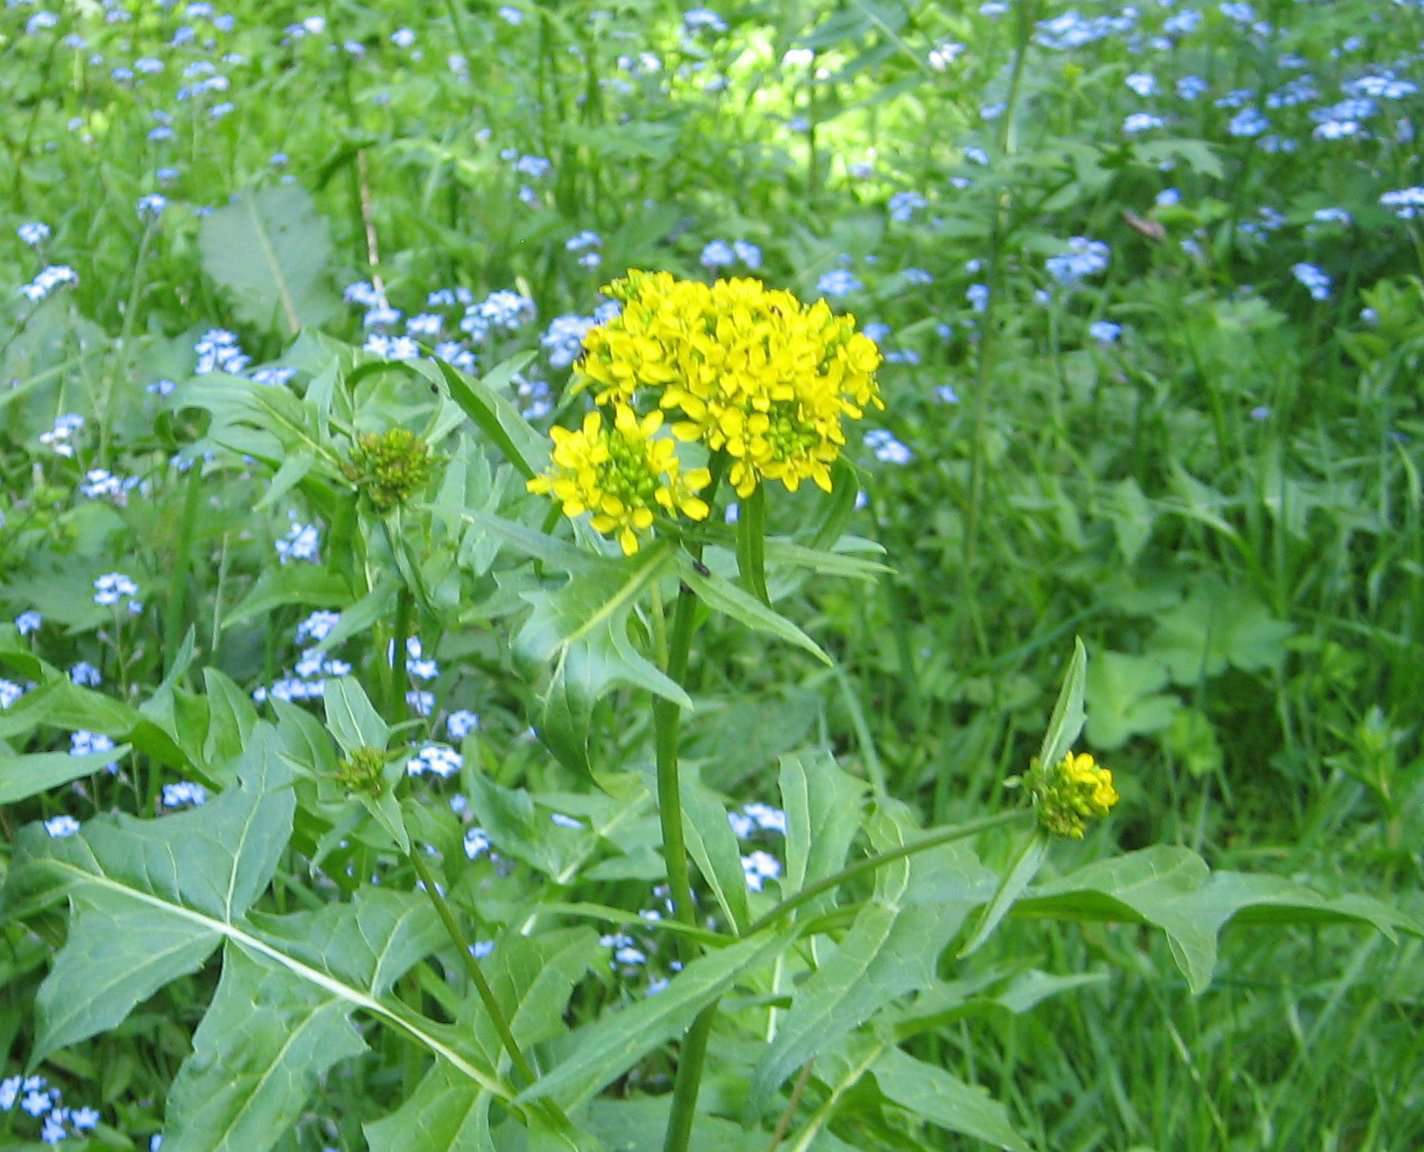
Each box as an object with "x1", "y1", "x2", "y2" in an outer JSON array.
[
  {"x1": 224, "y1": 566, "x2": 352, "y2": 630},
  {"x1": 254, "y1": 452, "x2": 316, "y2": 511},
  {"x1": 958, "y1": 829, "x2": 1050, "y2": 959},
  {"x1": 893, "y1": 968, "x2": 1110, "y2": 1038},
  {"x1": 680, "y1": 767, "x2": 751, "y2": 934},
  {"x1": 1012, "y1": 846, "x2": 1422, "y2": 994},
  {"x1": 750, "y1": 803, "x2": 995, "y2": 1106},
  {"x1": 162, "y1": 944, "x2": 368, "y2": 1152},
  {"x1": 202, "y1": 668, "x2": 260, "y2": 773},
  {"x1": 0, "y1": 745, "x2": 132, "y2": 804},
  {"x1": 165, "y1": 889, "x2": 446, "y2": 1151},
  {"x1": 515, "y1": 545, "x2": 688, "y2": 776},
  {"x1": 778, "y1": 749, "x2": 866, "y2": 921},
  {"x1": 365, "y1": 928, "x2": 600, "y2": 1152},
  {"x1": 1084, "y1": 650, "x2": 1178, "y2": 750},
  {"x1": 6, "y1": 727, "x2": 295, "y2": 1062},
  {"x1": 871, "y1": 1046, "x2": 1033, "y2": 1152},
  {"x1": 466, "y1": 772, "x2": 566, "y2": 878},
  {"x1": 365, "y1": 1060, "x2": 495, "y2": 1152},
  {"x1": 324, "y1": 677, "x2": 391, "y2": 755},
  {"x1": 518, "y1": 932, "x2": 792, "y2": 1110},
  {"x1": 1148, "y1": 584, "x2": 1294, "y2": 685},
  {"x1": 735, "y1": 487, "x2": 770, "y2": 605},
  {"x1": 581, "y1": 1099, "x2": 779, "y2": 1151},
  {"x1": 3, "y1": 726, "x2": 501, "y2": 1151},
  {"x1": 198, "y1": 184, "x2": 339, "y2": 335},
  {"x1": 1104, "y1": 477, "x2": 1153, "y2": 564},
  {"x1": 418, "y1": 355, "x2": 547, "y2": 481},
  {"x1": 1036, "y1": 637, "x2": 1087, "y2": 770},
  {"x1": 679, "y1": 556, "x2": 830, "y2": 665}
]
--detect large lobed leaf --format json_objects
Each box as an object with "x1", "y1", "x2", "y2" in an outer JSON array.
[
  {"x1": 198, "y1": 184, "x2": 339, "y2": 334},
  {"x1": 2, "y1": 725, "x2": 494, "y2": 1152},
  {"x1": 1013, "y1": 845, "x2": 1423, "y2": 993}
]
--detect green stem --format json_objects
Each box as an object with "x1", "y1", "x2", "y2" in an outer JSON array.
[
  {"x1": 407, "y1": 850, "x2": 536, "y2": 1086},
  {"x1": 664, "y1": 1006, "x2": 716, "y2": 1152},
  {"x1": 390, "y1": 587, "x2": 413, "y2": 720},
  {"x1": 654, "y1": 587, "x2": 699, "y2": 933},
  {"x1": 655, "y1": 582, "x2": 709, "y2": 1152},
  {"x1": 747, "y1": 810, "x2": 1030, "y2": 936}
]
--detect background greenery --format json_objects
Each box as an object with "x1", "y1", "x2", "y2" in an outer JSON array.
[{"x1": 1, "y1": 0, "x2": 1421, "y2": 1149}]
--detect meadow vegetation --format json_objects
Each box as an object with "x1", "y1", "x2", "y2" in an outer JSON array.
[{"x1": 1, "y1": 1, "x2": 1422, "y2": 1149}]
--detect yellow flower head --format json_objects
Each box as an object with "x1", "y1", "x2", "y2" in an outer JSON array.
[
  {"x1": 1028, "y1": 750, "x2": 1119, "y2": 839},
  {"x1": 572, "y1": 271, "x2": 882, "y2": 498},
  {"x1": 527, "y1": 405, "x2": 711, "y2": 555}
]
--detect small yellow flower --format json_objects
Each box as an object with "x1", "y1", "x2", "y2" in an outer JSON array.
[
  {"x1": 1028, "y1": 750, "x2": 1119, "y2": 839},
  {"x1": 527, "y1": 404, "x2": 710, "y2": 555},
  {"x1": 569, "y1": 271, "x2": 882, "y2": 498}
]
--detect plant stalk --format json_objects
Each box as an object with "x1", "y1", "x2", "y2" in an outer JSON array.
[
  {"x1": 407, "y1": 850, "x2": 536, "y2": 1086},
  {"x1": 655, "y1": 582, "x2": 712, "y2": 1152},
  {"x1": 747, "y1": 809, "x2": 1030, "y2": 936}
]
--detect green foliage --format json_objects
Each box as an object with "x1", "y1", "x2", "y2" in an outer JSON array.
[
  {"x1": 198, "y1": 185, "x2": 341, "y2": 334},
  {"x1": 2, "y1": 0, "x2": 1422, "y2": 1148}
]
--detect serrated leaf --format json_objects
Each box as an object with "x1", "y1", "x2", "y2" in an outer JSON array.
[
  {"x1": 162, "y1": 944, "x2": 368, "y2": 1152},
  {"x1": 365, "y1": 1060, "x2": 496, "y2": 1152},
  {"x1": 0, "y1": 745, "x2": 132, "y2": 804},
  {"x1": 872, "y1": 1047, "x2": 1032, "y2": 1152},
  {"x1": 3, "y1": 737, "x2": 507, "y2": 1151},
  {"x1": 366, "y1": 928, "x2": 601, "y2": 1152},
  {"x1": 198, "y1": 185, "x2": 339, "y2": 334},
  {"x1": 6, "y1": 727, "x2": 295, "y2": 1062},
  {"x1": 779, "y1": 749, "x2": 866, "y2": 921},
  {"x1": 1012, "y1": 846, "x2": 1422, "y2": 993},
  {"x1": 515, "y1": 544, "x2": 688, "y2": 776},
  {"x1": 165, "y1": 888, "x2": 446, "y2": 1152}
]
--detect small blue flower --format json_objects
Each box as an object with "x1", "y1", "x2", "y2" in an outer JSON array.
[
  {"x1": 1291, "y1": 262, "x2": 1332, "y2": 301},
  {"x1": 816, "y1": 269, "x2": 862, "y2": 297}
]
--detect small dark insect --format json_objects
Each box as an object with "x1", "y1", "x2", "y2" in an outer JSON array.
[
  {"x1": 1123, "y1": 209, "x2": 1166, "y2": 242},
  {"x1": 692, "y1": 560, "x2": 711, "y2": 577}
]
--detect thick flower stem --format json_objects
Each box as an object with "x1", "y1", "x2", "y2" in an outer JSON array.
[
  {"x1": 654, "y1": 583, "x2": 713, "y2": 1152},
  {"x1": 654, "y1": 586, "x2": 699, "y2": 932}
]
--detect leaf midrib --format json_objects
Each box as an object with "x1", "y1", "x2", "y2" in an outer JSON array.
[
  {"x1": 41, "y1": 858, "x2": 509, "y2": 1100},
  {"x1": 245, "y1": 194, "x2": 301, "y2": 334}
]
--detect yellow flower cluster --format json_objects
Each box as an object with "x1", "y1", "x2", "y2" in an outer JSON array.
[
  {"x1": 573, "y1": 270, "x2": 882, "y2": 498},
  {"x1": 527, "y1": 407, "x2": 711, "y2": 556},
  {"x1": 1029, "y1": 751, "x2": 1119, "y2": 839}
]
